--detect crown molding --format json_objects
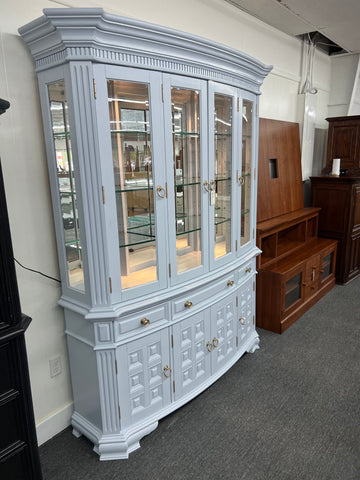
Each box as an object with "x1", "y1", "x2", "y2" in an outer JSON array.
[{"x1": 19, "y1": 8, "x2": 272, "y2": 93}]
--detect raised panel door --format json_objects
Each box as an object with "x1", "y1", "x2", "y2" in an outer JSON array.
[
  {"x1": 172, "y1": 310, "x2": 211, "y2": 400},
  {"x1": 238, "y1": 278, "x2": 255, "y2": 346},
  {"x1": 210, "y1": 292, "x2": 237, "y2": 373},
  {"x1": 117, "y1": 329, "x2": 171, "y2": 427}
]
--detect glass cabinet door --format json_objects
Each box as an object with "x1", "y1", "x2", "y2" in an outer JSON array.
[
  {"x1": 209, "y1": 83, "x2": 237, "y2": 267},
  {"x1": 240, "y1": 98, "x2": 254, "y2": 247},
  {"x1": 107, "y1": 78, "x2": 159, "y2": 291},
  {"x1": 48, "y1": 81, "x2": 85, "y2": 292},
  {"x1": 164, "y1": 76, "x2": 208, "y2": 283}
]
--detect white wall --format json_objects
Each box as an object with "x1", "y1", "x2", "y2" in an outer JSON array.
[
  {"x1": 0, "y1": 0, "x2": 336, "y2": 445},
  {"x1": 328, "y1": 54, "x2": 359, "y2": 117}
]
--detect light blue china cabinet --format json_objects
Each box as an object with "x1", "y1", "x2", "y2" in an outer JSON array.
[{"x1": 20, "y1": 9, "x2": 271, "y2": 460}]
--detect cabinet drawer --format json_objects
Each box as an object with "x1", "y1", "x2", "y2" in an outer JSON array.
[
  {"x1": 173, "y1": 273, "x2": 236, "y2": 315},
  {"x1": 237, "y1": 258, "x2": 255, "y2": 282},
  {"x1": 115, "y1": 304, "x2": 169, "y2": 339}
]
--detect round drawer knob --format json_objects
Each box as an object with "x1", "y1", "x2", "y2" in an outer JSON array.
[
  {"x1": 206, "y1": 341, "x2": 214, "y2": 353},
  {"x1": 163, "y1": 365, "x2": 172, "y2": 378},
  {"x1": 245, "y1": 267, "x2": 252, "y2": 273},
  {"x1": 141, "y1": 317, "x2": 150, "y2": 326},
  {"x1": 239, "y1": 317, "x2": 246, "y2": 325},
  {"x1": 184, "y1": 300, "x2": 193, "y2": 309},
  {"x1": 212, "y1": 337, "x2": 219, "y2": 348},
  {"x1": 227, "y1": 280, "x2": 234, "y2": 287}
]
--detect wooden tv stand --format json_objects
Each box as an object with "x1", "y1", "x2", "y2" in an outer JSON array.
[{"x1": 256, "y1": 208, "x2": 337, "y2": 334}]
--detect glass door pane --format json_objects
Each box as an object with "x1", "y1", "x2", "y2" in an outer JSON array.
[
  {"x1": 172, "y1": 88, "x2": 202, "y2": 274},
  {"x1": 107, "y1": 80, "x2": 157, "y2": 290},
  {"x1": 48, "y1": 82, "x2": 85, "y2": 291},
  {"x1": 321, "y1": 252, "x2": 334, "y2": 281},
  {"x1": 285, "y1": 272, "x2": 302, "y2": 310},
  {"x1": 241, "y1": 99, "x2": 253, "y2": 246},
  {"x1": 214, "y1": 94, "x2": 232, "y2": 259}
]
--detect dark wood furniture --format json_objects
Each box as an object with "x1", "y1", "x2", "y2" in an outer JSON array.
[
  {"x1": 256, "y1": 119, "x2": 337, "y2": 334},
  {"x1": 323, "y1": 115, "x2": 360, "y2": 176},
  {"x1": 310, "y1": 176, "x2": 360, "y2": 284},
  {"x1": 0, "y1": 101, "x2": 42, "y2": 479}
]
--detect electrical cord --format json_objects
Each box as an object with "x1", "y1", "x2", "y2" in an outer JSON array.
[{"x1": 14, "y1": 257, "x2": 61, "y2": 283}]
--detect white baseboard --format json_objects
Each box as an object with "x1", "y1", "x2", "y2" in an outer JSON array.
[{"x1": 36, "y1": 402, "x2": 74, "y2": 446}]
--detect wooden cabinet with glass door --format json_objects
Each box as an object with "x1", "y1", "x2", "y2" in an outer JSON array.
[{"x1": 257, "y1": 237, "x2": 337, "y2": 334}]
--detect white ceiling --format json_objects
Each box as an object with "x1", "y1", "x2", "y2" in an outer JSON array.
[{"x1": 224, "y1": 0, "x2": 360, "y2": 54}]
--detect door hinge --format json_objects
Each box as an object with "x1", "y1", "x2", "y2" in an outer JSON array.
[
  {"x1": 253, "y1": 228, "x2": 255, "y2": 239},
  {"x1": 118, "y1": 405, "x2": 121, "y2": 419},
  {"x1": 173, "y1": 380, "x2": 175, "y2": 393},
  {"x1": 93, "y1": 78, "x2": 97, "y2": 99},
  {"x1": 236, "y1": 295, "x2": 238, "y2": 307},
  {"x1": 237, "y1": 97, "x2": 240, "y2": 112},
  {"x1": 115, "y1": 359, "x2": 118, "y2": 375},
  {"x1": 236, "y1": 239, "x2": 238, "y2": 251},
  {"x1": 256, "y1": 103, "x2": 259, "y2": 117},
  {"x1": 169, "y1": 264, "x2": 171, "y2": 278},
  {"x1": 236, "y1": 336, "x2": 238, "y2": 347},
  {"x1": 161, "y1": 84, "x2": 164, "y2": 103},
  {"x1": 109, "y1": 277, "x2": 113, "y2": 294},
  {"x1": 253, "y1": 281, "x2": 256, "y2": 291},
  {"x1": 171, "y1": 334, "x2": 174, "y2": 349},
  {"x1": 253, "y1": 315, "x2": 255, "y2": 325},
  {"x1": 102, "y1": 186, "x2": 105, "y2": 204},
  {"x1": 254, "y1": 167, "x2": 256, "y2": 180}
]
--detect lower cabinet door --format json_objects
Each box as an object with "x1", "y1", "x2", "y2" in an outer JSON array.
[
  {"x1": 304, "y1": 254, "x2": 321, "y2": 300},
  {"x1": 238, "y1": 277, "x2": 255, "y2": 346},
  {"x1": 172, "y1": 310, "x2": 211, "y2": 401},
  {"x1": 210, "y1": 292, "x2": 237, "y2": 373},
  {"x1": 117, "y1": 329, "x2": 172, "y2": 427}
]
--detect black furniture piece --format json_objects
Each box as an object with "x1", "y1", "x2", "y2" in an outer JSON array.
[{"x1": 0, "y1": 99, "x2": 42, "y2": 479}]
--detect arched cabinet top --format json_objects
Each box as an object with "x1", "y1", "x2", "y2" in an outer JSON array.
[{"x1": 19, "y1": 8, "x2": 272, "y2": 93}]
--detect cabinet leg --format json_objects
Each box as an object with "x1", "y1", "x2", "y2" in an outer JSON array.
[
  {"x1": 72, "y1": 427, "x2": 82, "y2": 438},
  {"x1": 246, "y1": 336, "x2": 260, "y2": 353}
]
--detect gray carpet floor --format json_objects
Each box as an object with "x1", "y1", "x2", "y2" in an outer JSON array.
[{"x1": 39, "y1": 276, "x2": 360, "y2": 480}]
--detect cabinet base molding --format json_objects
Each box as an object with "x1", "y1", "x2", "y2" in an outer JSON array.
[{"x1": 71, "y1": 330, "x2": 259, "y2": 460}]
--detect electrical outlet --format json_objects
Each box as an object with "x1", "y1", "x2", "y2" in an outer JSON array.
[{"x1": 49, "y1": 356, "x2": 62, "y2": 378}]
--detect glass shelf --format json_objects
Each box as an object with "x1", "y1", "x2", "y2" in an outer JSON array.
[
  {"x1": 53, "y1": 132, "x2": 70, "y2": 139},
  {"x1": 214, "y1": 133, "x2": 232, "y2": 137},
  {"x1": 115, "y1": 178, "x2": 153, "y2": 193},
  {"x1": 173, "y1": 131, "x2": 200, "y2": 137},
  {"x1": 215, "y1": 216, "x2": 231, "y2": 226},
  {"x1": 119, "y1": 231, "x2": 155, "y2": 248},
  {"x1": 65, "y1": 239, "x2": 81, "y2": 247},
  {"x1": 215, "y1": 176, "x2": 231, "y2": 182},
  {"x1": 175, "y1": 214, "x2": 201, "y2": 236},
  {"x1": 110, "y1": 130, "x2": 150, "y2": 135},
  {"x1": 174, "y1": 176, "x2": 201, "y2": 188}
]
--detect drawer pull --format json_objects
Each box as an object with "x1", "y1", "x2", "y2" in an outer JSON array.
[
  {"x1": 239, "y1": 317, "x2": 246, "y2": 325},
  {"x1": 206, "y1": 341, "x2": 214, "y2": 353},
  {"x1": 212, "y1": 337, "x2": 219, "y2": 348},
  {"x1": 184, "y1": 300, "x2": 193, "y2": 309},
  {"x1": 227, "y1": 280, "x2": 234, "y2": 287},
  {"x1": 140, "y1": 317, "x2": 150, "y2": 326},
  {"x1": 245, "y1": 267, "x2": 252, "y2": 273},
  {"x1": 163, "y1": 365, "x2": 172, "y2": 378}
]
